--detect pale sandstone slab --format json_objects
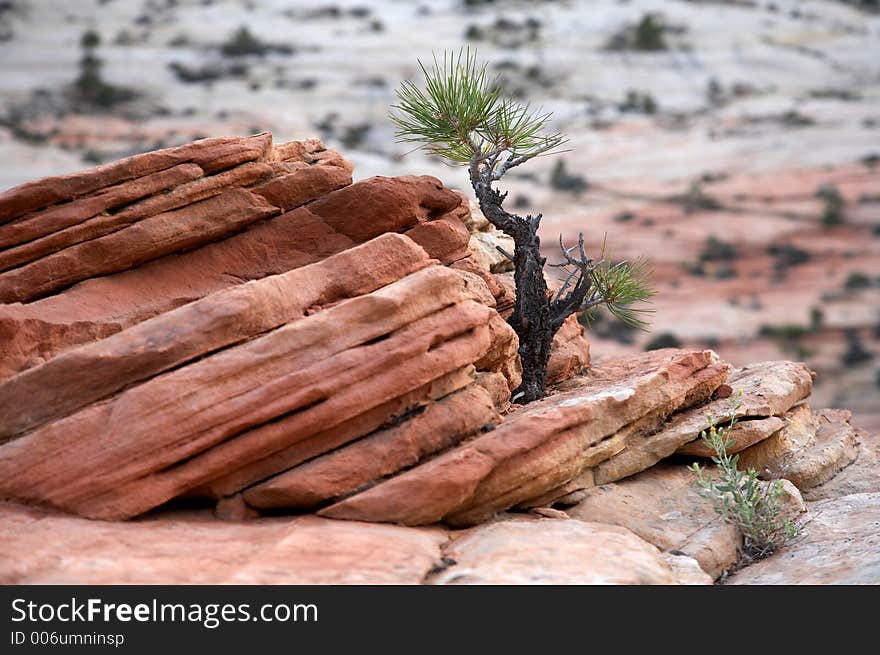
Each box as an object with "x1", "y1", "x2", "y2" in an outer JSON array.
[
  {"x1": 596, "y1": 360, "x2": 814, "y2": 485},
  {"x1": 0, "y1": 233, "x2": 432, "y2": 440},
  {"x1": 429, "y1": 518, "x2": 712, "y2": 585},
  {"x1": 803, "y1": 427, "x2": 880, "y2": 501},
  {"x1": 728, "y1": 493, "x2": 880, "y2": 585},
  {"x1": 738, "y1": 406, "x2": 860, "y2": 492},
  {"x1": 677, "y1": 416, "x2": 786, "y2": 457},
  {"x1": 566, "y1": 464, "x2": 741, "y2": 579},
  {"x1": 467, "y1": 227, "x2": 516, "y2": 274},
  {"x1": 0, "y1": 503, "x2": 446, "y2": 585}
]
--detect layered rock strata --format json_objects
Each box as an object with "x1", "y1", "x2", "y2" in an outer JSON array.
[
  {"x1": 0, "y1": 135, "x2": 480, "y2": 380},
  {"x1": 4, "y1": 133, "x2": 863, "y2": 539}
]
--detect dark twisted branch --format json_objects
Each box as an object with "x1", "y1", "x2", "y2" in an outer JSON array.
[{"x1": 468, "y1": 153, "x2": 601, "y2": 402}]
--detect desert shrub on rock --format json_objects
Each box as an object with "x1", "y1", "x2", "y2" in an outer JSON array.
[
  {"x1": 689, "y1": 393, "x2": 798, "y2": 562},
  {"x1": 72, "y1": 30, "x2": 138, "y2": 109}
]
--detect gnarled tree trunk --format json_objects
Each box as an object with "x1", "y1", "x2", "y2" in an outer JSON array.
[{"x1": 471, "y1": 179, "x2": 564, "y2": 403}]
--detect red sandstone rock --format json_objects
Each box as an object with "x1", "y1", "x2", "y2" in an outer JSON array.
[
  {"x1": 201, "y1": 367, "x2": 479, "y2": 500},
  {"x1": 547, "y1": 313, "x2": 591, "y2": 384},
  {"x1": 0, "y1": 233, "x2": 433, "y2": 440},
  {"x1": 0, "y1": 206, "x2": 355, "y2": 378},
  {"x1": 449, "y1": 256, "x2": 506, "y2": 302},
  {"x1": 319, "y1": 350, "x2": 727, "y2": 526},
  {"x1": 250, "y1": 164, "x2": 352, "y2": 211},
  {"x1": 0, "y1": 163, "x2": 205, "y2": 254},
  {"x1": 0, "y1": 133, "x2": 273, "y2": 222},
  {"x1": 244, "y1": 385, "x2": 499, "y2": 511},
  {"x1": 0, "y1": 135, "x2": 842, "y2": 537},
  {"x1": 0, "y1": 266, "x2": 497, "y2": 519},
  {"x1": 404, "y1": 216, "x2": 470, "y2": 264},
  {"x1": 214, "y1": 494, "x2": 259, "y2": 522},
  {"x1": 308, "y1": 175, "x2": 464, "y2": 243},
  {"x1": 473, "y1": 312, "x2": 522, "y2": 393},
  {"x1": 0, "y1": 188, "x2": 280, "y2": 303},
  {"x1": 0, "y1": 162, "x2": 471, "y2": 376},
  {"x1": 0, "y1": 158, "x2": 346, "y2": 274}
]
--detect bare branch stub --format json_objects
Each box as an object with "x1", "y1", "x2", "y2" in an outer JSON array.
[
  {"x1": 549, "y1": 234, "x2": 601, "y2": 333},
  {"x1": 495, "y1": 245, "x2": 515, "y2": 262}
]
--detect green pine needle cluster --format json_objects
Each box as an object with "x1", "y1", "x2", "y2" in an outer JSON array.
[
  {"x1": 589, "y1": 254, "x2": 655, "y2": 330},
  {"x1": 689, "y1": 392, "x2": 798, "y2": 562},
  {"x1": 391, "y1": 49, "x2": 566, "y2": 165}
]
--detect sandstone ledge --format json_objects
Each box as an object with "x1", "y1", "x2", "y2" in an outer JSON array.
[{"x1": 0, "y1": 502, "x2": 709, "y2": 585}]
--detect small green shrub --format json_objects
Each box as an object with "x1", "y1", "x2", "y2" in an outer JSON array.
[
  {"x1": 759, "y1": 324, "x2": 808, "y2": 340},
  {"x1": 689, "y1": 393, "x2": 797, "y2": 561},
  {"x1": 841, "y1": 329, "x2": 873, "y2": 366},
  {"x1": 768, "y1": 243, "x2": 811, "y2": 270},
  {"x1": 220, "y1": 26, "x2": 268, "y2": 56},
  {"x1": 464, "y1": 24, "x2": 484, "y2": 40},
  {"x1": 72, "y1": 30, "x2": 137, "y2": 109},
  {"x1": 605, "y1": 13, "x2": 672, "y2": 52},
  {"x1": 699, "y1": 236, "x2": 737, "y2": 263},
  {"x1": 816, "y1": 184, "x2": 845, "y2": 226},
  {"x1": 672, "y1": 183, "x2": 723, "y2": 213},
  {"x1": 844, "y1": 272, "x2": 872, "y2": 290},
  {"x1": 634, "y1": 14, "x2": 666, "y2": 51},
  {"x1": 810, "y1": 306, "x2": 824, "y2": 331},
  {"x1": 220, "y1": 26, "x2": 293, "y2": 57},
  {"x1": 644, "y1": 332, "x2": 682, "y2": 350},
  {"x1": 618, "y1": 90, "x2": 658, "y2": 114},
  {"x1": 340, "y1": 123, "x2": 371, "y2": 150},
  {"x1": 549, "y1": 159, "x2": 588, "y2": 194}
]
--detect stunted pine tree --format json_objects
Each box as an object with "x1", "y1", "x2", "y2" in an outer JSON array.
[{"x1": 391, "y1": 50, "x2": 654, "y2": 403}]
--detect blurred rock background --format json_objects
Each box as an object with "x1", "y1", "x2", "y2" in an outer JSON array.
[{"x1": 1, "y1": 0, "x2": 878, "y2": 430}]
